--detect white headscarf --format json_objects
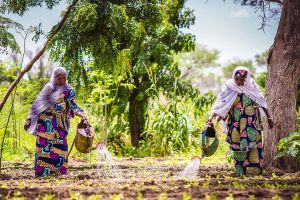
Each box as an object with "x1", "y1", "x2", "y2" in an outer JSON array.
[
  {"x1": 27, "y1": 67, "x2": 72, "y2": 135},
  {"x1": 211, "y1": 66, "x2": 267, "y2": 118}
]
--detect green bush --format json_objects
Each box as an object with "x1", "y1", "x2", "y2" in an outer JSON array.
[{"x1": 277, "y1": 132, "x2": 300, "y2": 163}]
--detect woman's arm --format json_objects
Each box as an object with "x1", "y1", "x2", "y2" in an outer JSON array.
[
  {"x1": 66, "y1": 89, "x2": 86, "y2": 120},
  {"x1": 207, "y1": 113, "x2": 228, "y2": 124},
  {"x1": 207, "y1": 113, "x2": 217, "y2": 124},
  {"x1": 262, "y1": 107, "x2": 274, "y2": 129}
]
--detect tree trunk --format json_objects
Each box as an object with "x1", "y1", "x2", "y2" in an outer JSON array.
[
  {"x1": 264, "y1": 0, "x2": 300, "y2": 171},
  {"x1": 128, "y1": 77, "x2": 147, "y2": 147}
]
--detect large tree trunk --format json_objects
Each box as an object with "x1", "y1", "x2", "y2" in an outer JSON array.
[
  {"x1": 264, "y1": 0, "x2": 300, "y2": 171},
  {"x1": 128, "y1": 77, "x2": 147, "y2": 147}
]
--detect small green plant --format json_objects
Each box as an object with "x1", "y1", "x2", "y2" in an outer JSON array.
[
  {"x1": 277, "y1": 132, "x2": 300, "y2": 167},
  {"x1": 183, "y1": 192, "x2": 192, "y2": 200},
  {"x1": 158, "y1": 193, "x2": 168, "y2": 200},
  {"x1": 225, "y1": 193, "x2": 234, "y2": 200},
  {"x1": 41, "y1": 194, "x2": 56, "y2": 200},
  {"x1": 272, "y1": 194, "x2": 282, "y2": 200},
  {"x1": 136, "y1": 193, "x2": 144, "y2": 200},
  {"x1": 205, "y1": 193, "x2": 218, "y2": 200},
  {"x1": 69, "y1": 192, "x2": 84, "y2": 200},
  {"x1": 87, "y1": 194, "x2": 102, "y2": 200},
  {"x1": 110, "y1": 193, "x2": 124, "y2": 200},
  {"x1": 292, "y1": 193, "x2": 299, "y2": 200},
  {"x1": 6, "y1": 191, "x2": 26, "y2": 200}
]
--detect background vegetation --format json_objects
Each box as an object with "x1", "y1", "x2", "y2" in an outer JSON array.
[{"x1": 0, "y1": 0, "x2": 299, "y2": 166}]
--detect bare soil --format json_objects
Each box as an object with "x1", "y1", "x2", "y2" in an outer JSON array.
[{"x1": 0, "y1": 157, "x2": 299, "y2": 199}]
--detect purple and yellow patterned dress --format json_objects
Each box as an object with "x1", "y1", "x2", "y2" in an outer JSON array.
[
  {"x1": 35, "y1": 88, "x2": 83, "y2": 177},
  {"x1": 227, "y1": 93, "x2": 263, "y2": 176}
]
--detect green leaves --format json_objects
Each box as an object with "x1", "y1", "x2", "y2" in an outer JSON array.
[
  {"x1": 150, "y1": 109, "x2": 190, "y2": 155},
  {"x1": 74, "y1": 3, "x2": 98, "y2": 33},
  {"x1": 0, "y1": 16, "x2": 23, "y2": 54},
  {"x1": 0, "y1": 27, "x2": 19, "y2": 54},
  {"x1": 222, "y1": 59, "x2": 255, "y2": 79},
  {"x1": 277, "y1": 132, "x2": 300, "y2": 159},
  {"x1": 46, "y1": 0, "x2": 196, "y2": 148},
  {"x1": 1, "y1": 0, "x2": 62, "y2": 15}
]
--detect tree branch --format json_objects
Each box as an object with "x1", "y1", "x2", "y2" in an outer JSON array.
[{"x1": 0, "y1": 0, "x2": 79, "y2": 112}]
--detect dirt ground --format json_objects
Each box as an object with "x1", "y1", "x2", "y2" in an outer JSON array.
[{"x1": 0, "y1": 157, "x2": 299, "y2": 199}]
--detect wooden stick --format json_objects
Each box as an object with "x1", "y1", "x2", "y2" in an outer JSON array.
[
  {"x1": 67, "y1": 137, "x2": 76, "y2": 160},
  {"x1": 0, "y1": 97, "x2": 15, "y2": 174}
]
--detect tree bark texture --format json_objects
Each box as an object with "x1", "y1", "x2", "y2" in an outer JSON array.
[{"x1": 265, "y1": 0, "x2": 300, "y2": 171}]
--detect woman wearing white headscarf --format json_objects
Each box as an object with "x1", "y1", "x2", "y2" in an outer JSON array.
[
  {"x1": 24, "y1": 67, "x2": 86, "y2": 177},
  {"x1": 208, "y1": 66, "x2": 273, "y2": 176}
]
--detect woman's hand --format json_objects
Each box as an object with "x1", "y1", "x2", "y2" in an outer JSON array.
[
  {"x1": 207, "y1": 118, "x2": 213, "y2": 125},
  {"x1": 24, "y1": 118, "x2": 31, "y2": 131},
  {"x1": 262, "y1": 107, "x2": 274, "y2": 129},
  {"x1": 78, "y1": 112, "x2": 87, "y2": 120},
  {"x1": 207, "y1": 113, "x2": 217, "y2": 125},
  {"x1": 267, "y1": 118, "x2": 274, "y2": 129}
]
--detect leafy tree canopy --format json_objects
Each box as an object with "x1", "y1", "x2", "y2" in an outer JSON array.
[
  {"x1": 48, "y1": 0, "x2": 196, "y2": 98},
  {"x1": 0, "y1": 16, "x2": 23, "y2": 54},
  {"x1": 0, "y1": 0, "x2": 61, "y2": 15}
]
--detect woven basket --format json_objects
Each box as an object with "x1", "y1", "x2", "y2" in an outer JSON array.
[
  {"x1": 200, "y1": 125, "x2": 219, "y2": 157},
  {"x1": 74, "y1": 120, "x2": 94, "y2": 153}
]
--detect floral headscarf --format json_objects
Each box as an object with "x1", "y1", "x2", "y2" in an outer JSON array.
[{"x1": 234, "y1": 69, "x2": 248, "y2": 78}]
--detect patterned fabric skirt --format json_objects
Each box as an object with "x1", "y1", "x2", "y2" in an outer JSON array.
[
  {"x1": 232, "y1": 146, "x2": 263, "y2": 176},
  {"x1": 35, "y1": 135, "x2": 68, "y2": 177}
]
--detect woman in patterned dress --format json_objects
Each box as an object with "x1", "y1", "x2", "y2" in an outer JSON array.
[
  {"x1": 24, "y1": 67, "x2": 86, "y2": 177},
  {"x1": 208, "y1": 66, "x2": 273, "y2": 176}
]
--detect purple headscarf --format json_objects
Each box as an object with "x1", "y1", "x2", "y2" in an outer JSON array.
[{"x1": 27, "y1": 67, "x2": 72, "y2": 135}]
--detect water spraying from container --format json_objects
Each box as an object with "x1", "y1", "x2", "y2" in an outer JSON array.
[
  {"x1": 95, "y1": 142, "x2": 121, "y2": 179},
  {"x1": 178, "y1": 156, "x2": 201, "y2": 178}
]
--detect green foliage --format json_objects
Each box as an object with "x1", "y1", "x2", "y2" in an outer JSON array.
[
  {"x1": 0, "y1": 16, "x2": 23, "y2": 54},
  {"x1": 254, "y1": 50, "x2": 268, "y2": 66},
  {"x1": 222, "y1": 59, "x2": 255, "y2": 78},
  {"x1": 297, "y1": 111, "x2": 300, "y2": 132},
  {"x1": 255, "y1": 71, "x2": 266, "y2": 92},
  {"x1": 0, "y1": 62, "x2": 19, "y2": 83},
  {"x1": 177, "y1": 44, "x2": 219, "y2": 70},
  {"x1": 182, "y1": 192, "x2": 192, "y2": 200},
  {"x1": 0, "y1": 0, "x2": 236, "y2": 159},
  {"x1": 176, "y1": 44, "x2": 219, "y2": 85},
  {"x1": 50, "y1": 0, "x2": 195, "y2": 93},
  {"x1": 74, "y1": 3, "x2": 98, "y2": 33},
  {"x1": 0, "y1": 7, "x2": 44, "y2": 54},
  {"x1": 138, "y1": 89, "x2": 215, "y2": 156},
  {"x1": 277, "y1": 132, "x2": 300, "y2": 162},
  {"x1": 146, "y1": 106, "x2": 190, "y2": 156},
  {"x1": 293, "y1": 193, "x2": 299, "y2": 200},
  {"x1": 297, "y1": 81, "x2": 300, "y2": 109},
  {"x1": 1, "y1": 0, "x2": 62, "y2": 15},
  {"x1": 0, "y1": 61, "x2": 50, "y2": 162},
  {"x1": 193, "y1": 91, "x2": 216, "y2": 117},
  {"x1": 48, "y1": 0, "x2": 196, "y2": 147}
]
